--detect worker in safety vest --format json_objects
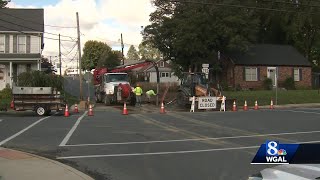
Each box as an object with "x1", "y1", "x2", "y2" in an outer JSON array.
[
  {"x1": 133, "y1": 84, "x2": 143, "y2": 107},
  {"x1": 145, "y1": 89, "x2": 157, "y2": 103}
]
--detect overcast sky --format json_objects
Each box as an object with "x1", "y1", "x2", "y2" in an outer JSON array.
[{"x1": 8, "y1": 0, "x2": 154, "y2": 67}]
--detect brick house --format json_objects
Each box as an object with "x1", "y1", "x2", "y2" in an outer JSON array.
[
  {"x1": 0, "y1": 8, "x2": 44, "y2": 90},
  {"x1": 222, "y1": 44, "x2": 312, "y2": 90}
]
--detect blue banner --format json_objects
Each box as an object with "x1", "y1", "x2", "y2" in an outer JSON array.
[{"x1": 250, "y1": 141, "x2": 320, "y2": 164}]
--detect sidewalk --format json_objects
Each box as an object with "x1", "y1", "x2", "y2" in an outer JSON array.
[{"x1": 0, "y1": 148, "x2": 93, "y2": 180}]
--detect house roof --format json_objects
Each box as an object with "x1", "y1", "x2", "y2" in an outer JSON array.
[
  {"x1": 0, "y1": 8, "x2": 44, "y2": 32},
  {"x1": 229, "y1": 44, "x2": 311, "y2": 67},
  {"x1": 146, "y1": 67, "x2": 172, "y2": 72}
]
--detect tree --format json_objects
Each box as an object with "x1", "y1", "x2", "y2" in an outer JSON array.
[
  {"x1": 126, "y1": 45, "x2": 139, "y2": 60},
  {"x1": 143, "y1": 0, "x2": 260, "y2": 71},
  {"x1": 97, "y1": 50, "x2": 121, "y2": 68},
  {"x1": 138, "y1": 41, "x2": 161, "y2": 61},
  {"x1": 254, "y1": 0, "x2": 320, "y2": 61},
  {"x1": 81, "y1": 40, "x2": 112, "y2": 70},
  {"x1": 0, "y1": 0, "x2": 8, "y2": 8},
  {"x1": 41, "y1": 57, "x2": 55, "y2": 74}
]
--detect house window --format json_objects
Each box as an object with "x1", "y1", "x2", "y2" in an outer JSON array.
[
  {"x1": 0, "y1": 35, "x2": 5, "y2": 53},
  {"x1": 17, "y1": 35, "x2": 26, "y2": 53},
  {"x1": 245, "y1": 67, "x2": 257, "y2": 81},
  {"x1": 294, "y1": 68, "x2": 301, "y2": 81},
  {"x1": 160, "y1": 72, "x2": 169, "y2": 77},
  {"x1": 159, "y1": 61, "x2": 165, "y2": 67}
]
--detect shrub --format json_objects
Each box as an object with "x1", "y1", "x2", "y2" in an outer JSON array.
[
  {"x1": 263, "y1": 78, "x2": 273, "y2": 90},
  {"x1": 0, "y1": 85, "x2": 12, "y2": 100},
  {"x1": 17, "y1": 71, "x2": 63, "y2": 90},
  {"x1": 220, "y1": 81, "x2": 229, "y2": 91},
  {"x1": 283, "y1": 77, "x2": 295, "y2": 90}
]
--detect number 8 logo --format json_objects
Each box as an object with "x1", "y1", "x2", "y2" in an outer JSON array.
[{"x1": 267, "y1": 141, "x2": 278, "y2": 156}]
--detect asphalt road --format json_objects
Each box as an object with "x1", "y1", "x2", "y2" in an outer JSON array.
[{"x1": 1, "y1": 106, "x2": 320, "y2": 180}]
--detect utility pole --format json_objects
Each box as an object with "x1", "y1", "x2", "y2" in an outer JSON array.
[
  {"x1": 77, "y1": 12, "x2": 83, "y2": 100},
  {"x1": 59, "y1": 34, "x2": 62, "y2": 76},
  {"x1": 121, "y1": 33, "x2": 124, "y2": 65}
]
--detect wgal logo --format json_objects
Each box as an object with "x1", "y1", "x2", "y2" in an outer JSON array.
[{"x1": 265, "y1": 141, "x2": 288, "y2": 163}]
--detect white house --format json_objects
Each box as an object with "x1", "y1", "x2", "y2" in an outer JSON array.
[
  {"x1": 0, "y1": 8, "x2": 44, "y2": 90},
  {"x1": 136, "y1": 60, "x2": 180, "y2": 84}
]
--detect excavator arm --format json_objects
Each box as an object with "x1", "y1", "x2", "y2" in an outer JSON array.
[{"x1": 93, "y1": 60, "x2": 155, "y2": 85}]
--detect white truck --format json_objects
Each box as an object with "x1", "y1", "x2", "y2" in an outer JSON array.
[
  {"x1": 95, "y1": 72, "x2": 135, "y2": 105},
  {"x1": 93, "y1": 61, "x2": 156, "y2": 106}
]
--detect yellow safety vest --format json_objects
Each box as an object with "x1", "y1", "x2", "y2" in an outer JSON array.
[{"x1": 134, "y1": 87, "x2": 143, "y2": 96}]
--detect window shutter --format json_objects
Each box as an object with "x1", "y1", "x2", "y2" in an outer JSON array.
[
  {"x1": 257, "y1": 67, "x2": 260, "y2": 81},
  {"x1": 299, "y1": 68, "x2": 302, "y2": 81},
  {"x1": 13, "y1": 35, "x2": 17, "y2": 53},
  {"x1": 292, "y1": 68, "x2": 294, "y2": 78},
  {"x1": 243, "y1": 67, "x2": 246, "y2": 81},
  {"x1": 26, "y1": 36, "x2": 30, "y2": 53},
  {"x1": 5, "y1": 35, "x2": 9, "y2": 53}
]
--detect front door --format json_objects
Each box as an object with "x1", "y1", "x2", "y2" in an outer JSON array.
[
  {"x1": 267, "y1": 67, "x2": 277, "y2": 87},
  {"x1": 0, "y1": 64, "x2": 6, "y2": 90}
]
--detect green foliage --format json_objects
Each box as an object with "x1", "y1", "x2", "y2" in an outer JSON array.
[
  {"x1": 143, "y1": 0, "x2": 260, "y2": 70},
  {"x1": 17, "y1": 71, "x2": 63, "y2": 91},
  {"x1": 283, "y1": 77, "x2": 295, "y2": 90},
  {"x1": 127, "y1": 45, "x2": 140, "y2": 60},
  {"x1": 220, "y1": 81, "x2": 230, "y2": 91},
  {"x1": 138, "y1": 41, "x2": 161, "y2": 61},
  {"x1": 255, "y1": 0, "x2": 320, "y2": 62},
  {"x1": 263, "y1": 78, "x2": 273, "y2": 90},
  {"x1": 142, "y1": 0, "x2": 320, "y2": 73},
  {"x1": 0, "y1": 0, "x2": 8, "y2": 8},
  {"x1": 81, "y1": 40, "x2": 113, "y2": 70},
  {"x1": 0, "y1": 84, "x2": 12, "y2": 100},
  {"x1": 97, "y1": 50, "x2": 120, "y2": 68}
]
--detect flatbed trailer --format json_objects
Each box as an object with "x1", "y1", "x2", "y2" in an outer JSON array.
[{"x1": 12, "y1": 87, "x2": 66, "y2": 116}]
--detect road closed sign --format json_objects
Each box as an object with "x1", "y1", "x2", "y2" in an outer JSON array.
[{"x1": 198, "y1": 97, "x2": 217, "y2": 109}]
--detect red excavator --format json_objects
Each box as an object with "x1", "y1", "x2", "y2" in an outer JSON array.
[{"x1": 93, "y1": 60, "x2": 157, "y2": 105}]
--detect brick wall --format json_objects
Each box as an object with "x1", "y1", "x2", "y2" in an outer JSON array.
[{"x1": 232, "y1": 65, "x2": 312, "y2": 89}]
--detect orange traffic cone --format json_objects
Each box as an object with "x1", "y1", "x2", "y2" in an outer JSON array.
[
  {"x1": 64, "y1": 104, "x2": 70, "y2": 117},
  {"x1": 254, "y1": 100, "x2": 259, "y2": 110},
  {"x1": 122, "y1": 102, "x2": 128, "y2": 115},
  {"x1": 73, "y1": 104, "x2": 79, "y2": 113},
  {"x1": 270, "y1": 99, "x2": 274, "y2": 109},
  {"x1": 10, "y1": 100, "x2": 14, "y2": 109},
  {"x1": 243, "y1": 100, "x2": 248, "y2": 111},
  {"x1": 88, "y1": 104, "x2": 94, "y2": 116},
  {"x1": 232, "y1": 100, "x2": 237, "y2": 111},
  {"x1": 160, "y1": 102, "x2": 166, "y2": 114}
]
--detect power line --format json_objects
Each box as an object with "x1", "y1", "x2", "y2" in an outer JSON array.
[
  {"x1": 44, "y1": 36, "x2": 76, "y2": 42},
  {"x1": 61, "y1": 42, "x2": 77, "y2": 55},
  {"x1": 0, "y1": 18, "x2": 78, "y2": 39},
  {"x1": 0, "y1": 23, "x2": 75, "y2": 42},
  {"x1": 81, "y1": 33, "x2": 138, "y2": 46},
  {"x1": 0, "y1": 10, "x2": 77, "y2": 29}
]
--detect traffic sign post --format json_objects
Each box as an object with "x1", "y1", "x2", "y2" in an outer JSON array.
[{"x1": 202, "y1": 64, "x2": 209, "y2": 79}]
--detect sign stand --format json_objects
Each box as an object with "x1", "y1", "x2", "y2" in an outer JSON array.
[
  {"x1": 190, "y1": 96, "x2": 195, "y2": 112},
  {"x1": 220, "y1": 96, "x2": 226, "y2": 112}
]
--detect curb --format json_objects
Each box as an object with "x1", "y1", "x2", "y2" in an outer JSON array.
[{"x1": 1, "y1": 148, "x2": 94, "y2": 180}]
